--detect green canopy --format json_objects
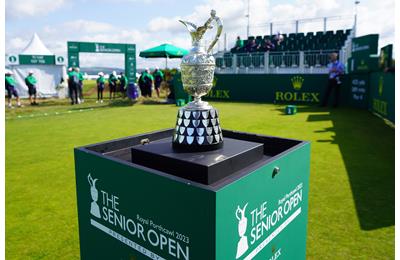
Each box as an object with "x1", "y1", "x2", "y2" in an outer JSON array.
[{"x1": 139, "y1": 43, "x2": 189, "y2": 58}]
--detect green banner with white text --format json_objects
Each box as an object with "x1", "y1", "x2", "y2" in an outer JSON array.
[
  {"x1": 205, "y1": 74, "x2": 337, "y2": 104},
  {"x1": 67, "y1": 41, "x2": 136, "y2": 82},
  {"x1": 369, "y1": 72, "x2": 395, "y2": 123}
]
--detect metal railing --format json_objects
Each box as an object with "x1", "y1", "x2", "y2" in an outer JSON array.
[
  {"x1": 215, "y1": 50, "x2": 337, "y2": 74},
  {"x1": 339, "y1": 28, "x2": 355, "y2": 69}
]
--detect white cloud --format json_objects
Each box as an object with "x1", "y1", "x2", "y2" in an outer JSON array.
[
  {"x1": 356, "y1": 0, "x2": 395, "y2": 47},
  {"x1": 63, "y1": 20, "x2": 116, "y2": 34},
  {"x1": 5, "y1": 0, "x2": 395, "y2": 69},
  {"x1": 6, "y1": 0, "x2": 66, "y2": 19},
  {"x1": 7, "y1": 37, "x2": 27, "y2": 52},
  {"x1": 148, "y1": 16, "x2": 183, "y2": 33}
]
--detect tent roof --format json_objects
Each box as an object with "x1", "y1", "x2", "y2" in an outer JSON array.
[{"x1": 20, "y1": 33, "x2": 53, "y2": 55}]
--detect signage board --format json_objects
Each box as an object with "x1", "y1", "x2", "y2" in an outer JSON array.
[
  {"x1": 379, "y1": 44, "x2": 393, "y2": 70},
  {"x1": 6, "y1": 54, "x2": 19, "y2": 65},
  {"x1": 74, "y1": 130, "x2": 310, "y2": 259},
  {"x1": 348, "y1": 74, "x2": 369, "y2": 108},
  {"x1": 18, "y1": 55, "x2": 55, "y2": 65},
  {"x1": 351, "y1": 34, "x2": 379, "y2": 58},
  {"x1": 369, "y1": 72, "x2": 395, "y2": 123},
  {"x1": 204, "y1": 74, "x2": 330, "y2": 104},
  {"x1": 67, "y1": 41, "x2": 136, "y2": 82},
  {"x1": 55, "y1": 55, "x2": 66, "y2": 65}
]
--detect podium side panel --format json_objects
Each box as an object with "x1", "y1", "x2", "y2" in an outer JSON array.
[
  {"x1": 74, "y1": 149, "x2": 216, "y2": 260},
  {"x1": 215, "y1": 143, "x2": 310, "y2": 260}
]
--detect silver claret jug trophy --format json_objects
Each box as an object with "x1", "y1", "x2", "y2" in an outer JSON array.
[{"x1": 172, "y1": 10, "x2": 223, "y2": 151}]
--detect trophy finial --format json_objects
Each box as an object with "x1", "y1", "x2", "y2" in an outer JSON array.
[
  {"x1": 210, "y1": 9, "x2": 216, "y2": 17},
  {"x1": 179, "y1": 10, "x2": 222, "y2": 50}
]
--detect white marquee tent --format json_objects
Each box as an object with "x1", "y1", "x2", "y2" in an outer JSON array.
[{"x1": 6, "y1": 33, "x2": 67, "y2": 98}]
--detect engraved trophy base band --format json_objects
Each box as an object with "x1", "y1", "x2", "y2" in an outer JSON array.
[{"x1": 172, "y1": 107, "x2": 223, "y2": 152}]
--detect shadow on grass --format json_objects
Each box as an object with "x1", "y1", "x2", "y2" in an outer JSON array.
[
  {"x1": 300, "y1": 106, "x2": 394, "y2": 230},
  {"x1": 141, "y1": 99, "x2": 169, "y2": 105},
  {"x1": 107, "y1": 99, "x2": 138, "y2": 107}
]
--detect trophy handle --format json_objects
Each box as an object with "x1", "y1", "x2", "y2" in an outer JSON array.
[{"x1": 207, "y1": 14, "x2": 223, "y2": 53}]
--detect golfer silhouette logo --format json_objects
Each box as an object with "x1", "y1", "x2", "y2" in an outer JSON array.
[
  {"x1": 88, "y1": 173, "x2": 101, "y2": 218},
  {"x1": 236, "y1": 203, "x2": 249, "y2": 259}
]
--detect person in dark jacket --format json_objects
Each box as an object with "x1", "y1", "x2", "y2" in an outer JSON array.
[
  {"x1": 108, "y1": 71, "x2": 118, "y2": 99},
  {"x1": 245, "y1": 39, "x2": 257, "y2": 52},
  {"x1": 68, "y1": 67, "x2": 80, "y2": 104},
  {"x1": 138, "y1": 72, "x2": 146, "y2": 97},
  {"x1": 96, "y1": 72, "x2": 105, "y2": 103},
  {"x1": 119, "y1": 72, "x2": 128, "y2": 98},
  {"x1": 25, "y1": 70, "x2": 38, "y2": 105},
  {"x1": 142, "y1": 68, "x2": 153, "y2": 97},
  {"x1": 5, "y1": 71, "x2": 22, "y2": 108},
  {"x1": 257, "y1": 39, "x2": 275, "y2": 52},
  {"x1": 153, "y1": 67, "x2": 164, "y2": 98}
]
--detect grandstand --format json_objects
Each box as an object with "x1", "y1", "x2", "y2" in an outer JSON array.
[{"x1": 215, "y1": 28, "x2": 354, "y2": 74}]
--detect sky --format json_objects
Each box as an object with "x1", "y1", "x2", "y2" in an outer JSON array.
[{"x1": 5, "y1": 0, "x2": 395, "y2": 69}]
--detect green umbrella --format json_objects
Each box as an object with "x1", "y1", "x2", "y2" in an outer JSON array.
[{"x1": 139, "y1": 43, "x2": 189, "y2": 68}]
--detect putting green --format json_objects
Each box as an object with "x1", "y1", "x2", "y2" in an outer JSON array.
[{"x1": 5, "y1": 99, "x2": 394, "y2": 259}]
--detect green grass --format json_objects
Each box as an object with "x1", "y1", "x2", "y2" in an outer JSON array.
[{"x1": 5, "y1": 97, "x2": 394, "y2": 259}]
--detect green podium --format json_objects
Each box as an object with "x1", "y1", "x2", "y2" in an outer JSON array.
[{"x1": 74, "y1": 129, "x2": 310, "y2": 260}]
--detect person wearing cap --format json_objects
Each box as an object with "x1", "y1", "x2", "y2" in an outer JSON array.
[
  {"x1": 5, "y1": 71, "x2": 22, "y2": 108},
  {"x1": 143, "y1": 68, "x2": 154, "y2": 97},
  {"x1": 68, "y1": 67, "x2": 80, "y2": 104},
  {"x1": 75, "y1": 67, "x2": 85, "y2": 103},
  {"x1": 119, "y1": 72, "x2": 128, "y2": 97},
  {"x1": 153, "y1": 67, "x2": 164, "y2": 98},
  {"x1": 96, "y1": 72, "x2": 105, "y2": 103},
  {"x1": 25, "y1": 71, "x2": 38, "y2": 105},
  {"x1": 108, "y1": 71, "x2": 118, "y2": 99}
]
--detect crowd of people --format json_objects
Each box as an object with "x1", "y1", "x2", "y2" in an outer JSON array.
[
  {"x1": 230, "y1": 34, "x2": 284, "y2": 53},
  {"x1": 137, "y1": 67, "x2": 164, "y2": 98},
  {"x1": 66, "y1": 68, "x2": 131, "y2": 104},
  {"x1": 66, "y1": 67, "x2": 84, "y2": 105},
  {"x1": 5, "y1": 66, "x2": 168, "y2": 108},
  {"x1": 92, "y1": 67, "x2": 165, "y2": 103},
  {"x1": 5, "y1": 70, "x2": 39, "y2": 108}
]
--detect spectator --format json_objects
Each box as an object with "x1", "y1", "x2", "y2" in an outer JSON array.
[
  {"x1": 68, "y1": 67, "x2": 80, "y2": 105},
  {"x1": 153, "y1": 67, "x2": 164, "y2": 98},
  {"x1": 5, "y1": 71, "x2": 22, "y2": 108},
  {"x1": 119, "y1": 72, "x2": 128, "y2": 98},
  {"x1": 96, "y1": 72, "x2": 105, "y2": 103},
  {"x1": 165, "y1": 71, "x2": 175, "y2": 104},
  {"x1": 274, "y1": 32, "x2": 284, "y2": 46},
  {"x1": 245, "y1": 39, "x2": 257, "y2": 52},
  {"x1": 138, "y1": 72, "x2": 146, "y2": 97},
  {"x1": 25, "y1": 70, "x2": 38, "y2": 105},
  {"x1": 143, "y1": 68, "x2": 154, "y2": 97},
  {"x1": 230, "y1": 36, "x2": 244, "y2": 52},
  {"x1": 321, "y1": 53, "x2": 345, "y2": 107},
  {"x1": 76, "y1": 68, "x2": 85, "y2": 103},
  {"x1": 108, "y1": 71, "x2": 118, "y2": 99},
  {"x1": 257, "y1": 39, "x2": 275, "y2": 52}
]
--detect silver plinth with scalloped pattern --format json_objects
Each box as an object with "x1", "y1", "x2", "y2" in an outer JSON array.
[{"x1": 172, "y1": 107, "x2": 223, "y2": 150}]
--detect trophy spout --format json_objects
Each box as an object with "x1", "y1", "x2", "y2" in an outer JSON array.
[
  {"x1": 179, "y1": 20, "x2": 200, "y2": 46},
  {"x1": 179, "y1": 20, "x2": 195, "y2": 33}
]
